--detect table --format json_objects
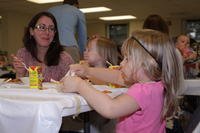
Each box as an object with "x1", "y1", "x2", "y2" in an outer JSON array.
[
  {"x1": 182, "y1": 79, "x2": 200, "y2": 133},
  {"x1": 183, "y1": 79, "x2": 200, "y2": 96},
  {"x1": 0, "y1": 79, "x2": 200, "y2": 133},
  {"x1": 0, "y1": 82, "x2": 126, "y2": 133}
]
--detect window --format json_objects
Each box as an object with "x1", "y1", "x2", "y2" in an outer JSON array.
[
  {"x1": 107, "y1": 23, "x2": 129, "y2": 46},
  {"x1": 185, "y1": 20, "x2": 200, "y2": 42}
]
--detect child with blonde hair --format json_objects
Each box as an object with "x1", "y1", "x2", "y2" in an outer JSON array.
[
  {"x1": 175, "y1": 34, "x2": 197, "y2": 61},
  {"x1": 83, "y1": 35, "x2": 120, "y2": 133},
  {"x1": 83, "y1": 35, "x2": 120, "y2": 85},
  {"x1": 84, "y1": 35, "x2": 119, "y2": 68},
  {"x1": 62, "y1": 29, "x2": 184, "y2": 133}
]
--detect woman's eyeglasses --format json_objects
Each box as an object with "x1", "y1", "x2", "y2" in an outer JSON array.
[{"x1": 34, "y1": 24, "x2": 56, "y2": 33}]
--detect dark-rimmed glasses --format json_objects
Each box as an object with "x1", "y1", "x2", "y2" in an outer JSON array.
[{"x1": 34, "y1": 24, "x2": 56, "y2": 33}]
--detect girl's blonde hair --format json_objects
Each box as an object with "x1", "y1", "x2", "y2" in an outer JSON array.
[
  {"x1": 88, "y1": 36, "x2": 120, "y2": 66},
  {"x1": 121, "y1": 29, "x2": 184, "y2": 119}
]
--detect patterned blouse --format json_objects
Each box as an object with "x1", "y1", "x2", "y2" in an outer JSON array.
[{"x1": 16, "y1": 48, "x2": 74, "y2": 82}]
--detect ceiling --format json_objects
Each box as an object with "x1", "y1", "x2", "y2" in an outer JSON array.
[{"x1": 0, "y1": 0, "x2": 200, "y2": 22}]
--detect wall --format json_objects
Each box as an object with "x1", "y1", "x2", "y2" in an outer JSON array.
[
  {"x1": 0, "y1": 11, "x2": 31, "y2": 56},
  {"x1": 87, "y1": 18, "x2": 183, "y2": 39},
  {"x1": 0, "y1": 11, "x2": 183, "y2": 57}
]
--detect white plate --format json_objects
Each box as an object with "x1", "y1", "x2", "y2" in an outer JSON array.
[
  {"x1": 20, "y1": 77, "x2": 29, "y2": 85},
  {"x1": 0, "y1": 78, "x2": 5, "y2": 84}
]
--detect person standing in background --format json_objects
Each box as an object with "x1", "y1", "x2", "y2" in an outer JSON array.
[
  {"x1": 143, "y1": 14, "x2": 169, "y2": 35},
  {"x1": 48, "y1": 0, "x2": 87, "y2": 63}
]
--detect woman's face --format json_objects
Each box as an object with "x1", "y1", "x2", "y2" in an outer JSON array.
[
  {"x1": 84, "y1": 39, "x2": 103, "y2": 66},
  {"x1": 30, "y1": 16, "x2": 55, "y2": 47}
]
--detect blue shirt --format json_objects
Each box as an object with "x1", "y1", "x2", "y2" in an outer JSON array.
[{"x1": 48, "y1": 4, "x2": 87, "y2": 54}]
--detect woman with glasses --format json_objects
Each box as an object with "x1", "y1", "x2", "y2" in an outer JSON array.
[{"x1": 12, "y1": 11, "x2": 74, "y2": 82}]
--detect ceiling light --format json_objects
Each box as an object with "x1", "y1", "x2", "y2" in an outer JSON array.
[
  {"x1": 26, "y1": 0, "x2": 63, "y2": 4},
  {"x1": 99, "y1": 15, "x2": 136, "y2": 21},
  {"x1": 80, "y1": 7, "x2": 111, "y2": 13},
  {"x1": 0, "y1": 16, "x2": 2, "y2": 19}
]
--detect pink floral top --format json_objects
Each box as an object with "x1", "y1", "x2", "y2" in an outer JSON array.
[{"x1": 16, "y1": 48, "x2": 74, "y2": 82}]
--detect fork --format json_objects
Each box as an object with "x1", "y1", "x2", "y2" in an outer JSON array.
[
  {"x1": 21, "y1": 61, "x2": 29, "y2": 71},
  {"x1": 13, "y1": 56, "x2": 29, "y2": 71}
]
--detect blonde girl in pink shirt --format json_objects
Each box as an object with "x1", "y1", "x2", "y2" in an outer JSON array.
[{"x1": 61, "y1": 29, "x2": 184, "y2": 133}]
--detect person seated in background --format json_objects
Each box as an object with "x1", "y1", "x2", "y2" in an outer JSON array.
[
  {"x1": 84, "y1": 35, "x2": 120, "y2": 133},
  {"x1": 60, "y1": 35, "x2": 120, "y2": 133},
  {"x1": 11, "y1": 11, "x2": 74, "y2": 82},
  {"x1": 175, "y1": 34, "x2": 198, "y2": 79},
  {"x1": 0, "y1": 52, "x2": 15, "y2": 79},
  {"x1": 175, "y1": 34, "x2": 197, "y2": 62}
]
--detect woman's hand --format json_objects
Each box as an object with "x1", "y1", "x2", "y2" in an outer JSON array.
[{"x1": 11, "y1": 54, "x2": 26, "y2": 77}]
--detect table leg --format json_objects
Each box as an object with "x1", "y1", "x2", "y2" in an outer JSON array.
[{"x1": 83, "y1": 112, "x2": 90, "y2": 133}]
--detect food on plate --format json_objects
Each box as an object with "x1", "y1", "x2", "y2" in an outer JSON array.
[
  {"x1": 7, "y1": 78, "x2": 23, "y2": 83},
  {"x1": 79, "y1": 60, "x2": 89, "y2": 66},
  {"x1": 102, "y1": 90, "x2": 112, "y2": 94}
]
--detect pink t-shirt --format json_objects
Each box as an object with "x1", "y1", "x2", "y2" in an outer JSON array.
[
  {"x1": 116, "y1": 81, "x2": 166, "y2": 133},
  {"x1": 16, "y1": 48, "x2": 74, "y2": 82}
]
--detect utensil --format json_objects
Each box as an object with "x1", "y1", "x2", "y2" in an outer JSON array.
[
  {"x1": 106, "y1": 61, "x2": 113, "y2": 66},
  {"x1": 21, "y1": 62, "x2": 29, "y2": 71},
  {"x1": 13, "y1": 56, "x2": 29, "y2": 71}
]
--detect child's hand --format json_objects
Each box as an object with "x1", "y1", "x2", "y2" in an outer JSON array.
[
  {"x1": 70, "y1": 64, "x2": 89, "y2": 78},
  {"x1": 61, "y1": 76, "x2": 85, "y2": 93}
]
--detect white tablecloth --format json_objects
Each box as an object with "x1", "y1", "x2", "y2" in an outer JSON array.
[
  {"x1": 1, "y1": 79, "x2": 199, "y2": 133},
  {"x1": 0, "y1": 82, "x2": 126, "y2": 133}
]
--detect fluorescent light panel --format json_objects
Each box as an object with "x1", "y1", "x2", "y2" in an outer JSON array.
[
  {"x1": 99, "y1": 15, "x2": 136, "y2": 21},
  {"x1": 26, "y1": 0, "x2": 111, "y2": 13},
  {"x1": 26, "y1": 0, "x2": 63, "y2": 4},
  {"x1": 80, "y1": 7, "x2": 111, "y2": 13}
]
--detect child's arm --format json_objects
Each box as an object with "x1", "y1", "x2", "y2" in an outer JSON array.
[
  {"x1": 70, "y1": 64, "x2": 126, "y2": 86},
  {"x1": 62, "y1": 76, "x2": 139, "y2": 119}
]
